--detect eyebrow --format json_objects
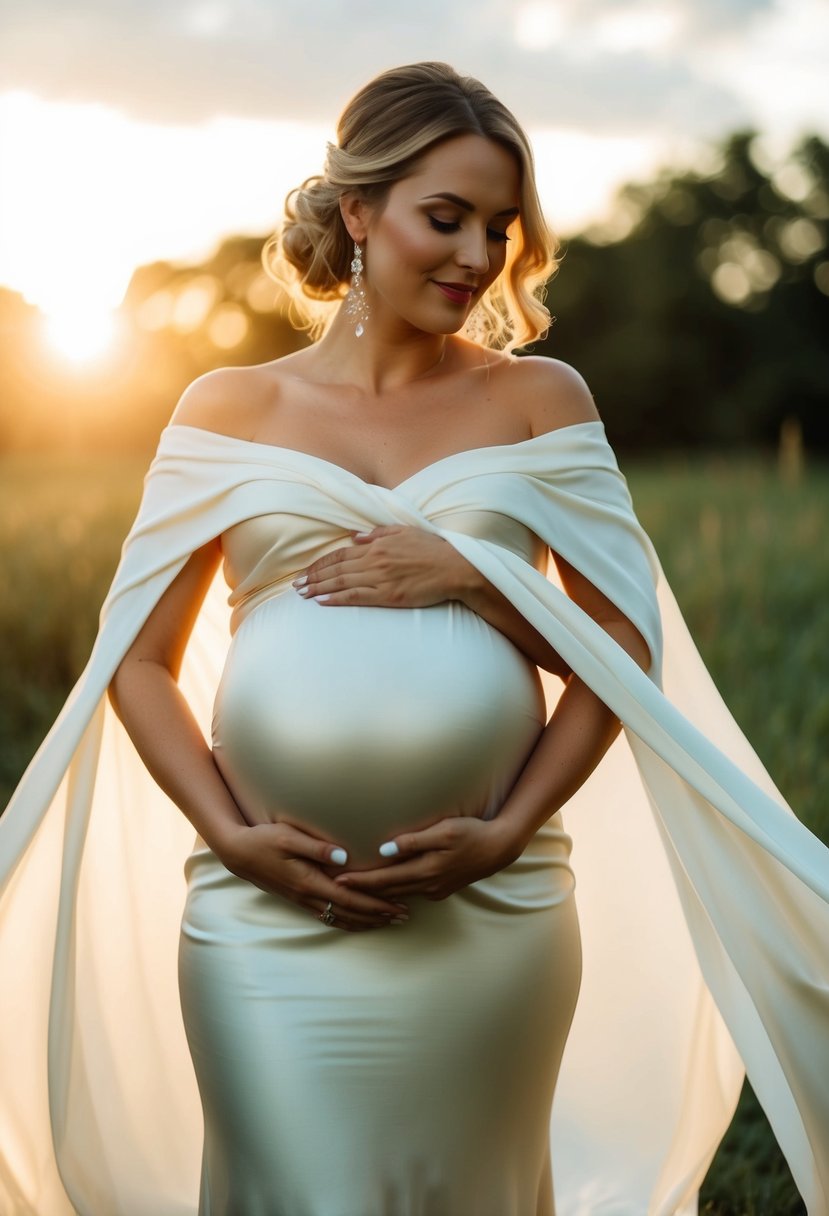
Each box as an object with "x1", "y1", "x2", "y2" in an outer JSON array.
[{"x1": 420, "y1": 192, "x2": 520, "y2": 218}]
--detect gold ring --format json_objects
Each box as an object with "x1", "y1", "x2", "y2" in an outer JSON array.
[{"x1": 320, "y1": 900, "x2": 336, "y2": 925}]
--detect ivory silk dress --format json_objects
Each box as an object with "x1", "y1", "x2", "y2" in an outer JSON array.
[
  {"x1": 0, "y1": 420, "x2": 827, "y2": 1216},
  {"x1": 183, "y1": 506, "x2": 581, "y2": 1215}
]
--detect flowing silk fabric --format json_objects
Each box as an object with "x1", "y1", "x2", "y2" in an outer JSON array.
[{"x1": 0, "y1": 420, "x2": 827, "y2": 1215}]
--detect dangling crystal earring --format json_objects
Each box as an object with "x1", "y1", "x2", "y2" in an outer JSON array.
[{"x1": 345, "y1": 241, "x2": 370, "y2": 337}]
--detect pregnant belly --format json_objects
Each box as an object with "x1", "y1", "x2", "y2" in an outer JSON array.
[{"x1": 212, "y1": 590, "x2": 546, "y2": 862}]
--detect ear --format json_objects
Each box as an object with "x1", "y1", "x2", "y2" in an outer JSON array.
[{"x1": 339, "y1": 192, "x2": 370, "y2": 245}]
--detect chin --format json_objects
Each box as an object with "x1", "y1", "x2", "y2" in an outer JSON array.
[{"x1": 414, "y1": 311, "x2": 472, "y2": 337}]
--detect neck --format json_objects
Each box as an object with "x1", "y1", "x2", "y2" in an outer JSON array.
[{"x1": 315, "y1": 305, "x2": 450, "y2": 397}]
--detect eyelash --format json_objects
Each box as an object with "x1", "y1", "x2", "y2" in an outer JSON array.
[{"x1": 427, "y1": 216, "x2": 511, "y2": 243}]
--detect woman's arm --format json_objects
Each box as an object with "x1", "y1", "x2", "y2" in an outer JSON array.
[
  {"x1": 108, "y1": 536, "x2": 245, "y2": 860},
  {"x1": 108, "y1": 536, "x2": 408, "y2": 929},
  {"x1": 480, "y1": 553, "x2": 652, "y2": 859},
  {"x1": 334, "y1": 553, "x2": 651, "y2": 901}
]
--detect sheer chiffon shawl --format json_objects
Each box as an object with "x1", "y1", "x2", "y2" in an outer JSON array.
[{"x1": 1, "y1": 420, "x2": 827, "y2": 1215}]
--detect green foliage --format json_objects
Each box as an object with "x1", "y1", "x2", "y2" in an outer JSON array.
[
  {"x1": 0, "y1": 452, "x2": 826, "y2": 1212},
  {"x1": 538, "y1": 131, "x2": 829, "y2": 452},
  {"x1": 700, "y1": 1081, "x2": 806, "y2": 1216},
  {"x1": 629, "y1": 453, "x2": 828, "y2": 845}
]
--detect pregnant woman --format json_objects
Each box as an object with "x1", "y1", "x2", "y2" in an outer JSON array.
[{"x1": 1, "y1": 61, "x2": 828, "y2": 1216}]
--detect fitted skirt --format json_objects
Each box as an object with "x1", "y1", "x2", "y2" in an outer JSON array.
[{"x1": 179, "y1": 817, "x2": 580, "y2": 1216}]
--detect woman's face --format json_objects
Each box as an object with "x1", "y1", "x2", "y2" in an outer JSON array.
[{"x1": 358, "y1": 133, "x2": 521, "y2": 336}]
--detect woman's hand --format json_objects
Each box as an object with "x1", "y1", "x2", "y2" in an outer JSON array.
[
  {"x1": 332, "y1": 816, "x2": 524, "y2": 902},
  {"x1": 291, "y1": 525, "x2": 475, "y2": 607},
  {"x1": 218, "y1": 821, "x2": 410, "y2": 932},
  {"x1": 293, "y1": 526, "x2": 571, "y2": 679}
]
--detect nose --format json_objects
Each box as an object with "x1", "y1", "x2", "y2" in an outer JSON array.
[{"x1": 455, "y1": 224, "x2": 490, "y2": 275}]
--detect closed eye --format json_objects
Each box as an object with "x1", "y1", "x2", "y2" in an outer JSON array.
[{"x1": 427, "y1": 216, "x2": 511, "y2": 243}]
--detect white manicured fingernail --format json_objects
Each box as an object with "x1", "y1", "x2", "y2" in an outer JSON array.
[
  {"x1": 379, "y1": 841, "x2": 400, "y2": 857},
  {"x1": 296, "y1": 586, "x2": 311, "y2": 596},
  {"x1": 292, "y1": 575, "x2": 307, "y2": 587},
  {"x1": 390, "y1": 917, "x2": 407, "y2": 925},
  {"x1": 353, "y1": 531, "x2": 371, "y2": 538},
  {"x1": 330, "y1": 848, "x2": 348, "y2": 865}
]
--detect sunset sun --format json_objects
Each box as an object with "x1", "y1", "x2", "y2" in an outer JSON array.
[{"x1": 42, "y1": 307, "x2": 121, "y2": 363}]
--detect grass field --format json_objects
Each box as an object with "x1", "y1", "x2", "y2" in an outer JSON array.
[{"x1": 1, "y1": 448, "x2": 826, "y2": 1213}]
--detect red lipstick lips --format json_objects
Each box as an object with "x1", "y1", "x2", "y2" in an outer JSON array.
[{"x1": 432, "y1": 282, "x2": 475, "y2": 304}]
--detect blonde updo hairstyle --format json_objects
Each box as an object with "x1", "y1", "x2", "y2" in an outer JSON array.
[{"x1": 262, "y1": 62, "x2": 559, "y2": 352}]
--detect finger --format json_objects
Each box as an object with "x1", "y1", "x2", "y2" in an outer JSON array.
[
  {"x1": 308, "y1": 896, "x2": 398, "y2": 931},
  {"x1": 301, "y1": 566, "x2": 388, "y2": 604},
  {"x1": 313, "y1": 586, "x2": 380, "y2": 606},
  {"x1": 335, "y1": 859, "x2": 434, "y2": 894},
  {"x1": 308, "y1": 887, "x2": 404, "y2": 922},
  {"x1": 270, "y1": 821, "x2": 352, "y2": 869},
  {"x1": 303, "y1": 569, "x2": 375, "y2": 597},
  {"x1": 301, "y1": 558, "x2": 379, "y2": 593},
  {"x1": 311, "y1": 546, "x2": 374, "y2": 575},
  {"x1": 310, "y1": 869, "x2": 409, "y2": 918},
  {"x1": 245, "y1": 870, "x2": 390, "y2": 929},
  {"x1": 296, "y1": 554, "x2": 367, "y2": 593},
  {"x1": 300, "y1": 544, "x2": 356, "y2": 577},
  {"x1": 375, "y1": 822, "x2": 455, "y2": 859},
  {"x1": 345, "y1": 910, "x2": 411, "y2": 930},
  {"x1": 290, "y1": 552, "x2": 345, "y2": 588},
  {"x1": 343, "y1": 879, "x2": 430, "y2": 899},
  {"x1": 324, "y1": 902, "x2": 409, "y2": 930},
  {"x1": 338, "y1": 875, "x2": 439, "y2": 899},
  {"x1": 289, "y1": 860, "x2": 404, "y2": 918},
  {"x1": 350, "y1": 526, "x2": 404, "y2": 542}
]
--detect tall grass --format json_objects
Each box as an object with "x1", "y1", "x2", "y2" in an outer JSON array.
[
  {"x1": 631, "y1": 454, "x2": 827, "y2": 849},
  {"x1": 0, "y1": 454, "x2": 145, "y2": 798},
  {"x1": 1, "y1": 449, "x2": 825, "y2": 1213}
]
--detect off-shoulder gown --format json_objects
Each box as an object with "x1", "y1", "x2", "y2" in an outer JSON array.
[{"x1": 1, "y1": 422, "x2": 828, "y2": 1216}]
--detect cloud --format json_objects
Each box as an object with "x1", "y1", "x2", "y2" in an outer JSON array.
[{"x1": 0, "y1": 0, "x2": 803, "y2": 140}]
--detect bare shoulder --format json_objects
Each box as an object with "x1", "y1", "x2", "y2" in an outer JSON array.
[
  {"x1": 504, "y1": 355, "x2": 600, "y2": 435},
  {"x1": 169, "y1": 364, "x2": 278, "y2": 439}
]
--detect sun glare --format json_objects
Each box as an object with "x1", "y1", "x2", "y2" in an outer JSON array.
[
  {"x1": 42, "y1": 308, "x2": 120, "y2": 364},
  {"x1": 0, "y1": 91, "x2": 330, "y2": 334}
]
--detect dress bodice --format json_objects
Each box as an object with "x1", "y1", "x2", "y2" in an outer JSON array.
[{"x1": 221, "y1": 508, "x2": 549, "y2": 633}]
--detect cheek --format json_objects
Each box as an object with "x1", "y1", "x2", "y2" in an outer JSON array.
[{"x1": 376, "y1": 215, "x2": 443, "y2": 273}]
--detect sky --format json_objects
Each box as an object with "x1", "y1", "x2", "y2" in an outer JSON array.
[{"x1": 1, "y1": 0, "x2": 828, "y2": 351}]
